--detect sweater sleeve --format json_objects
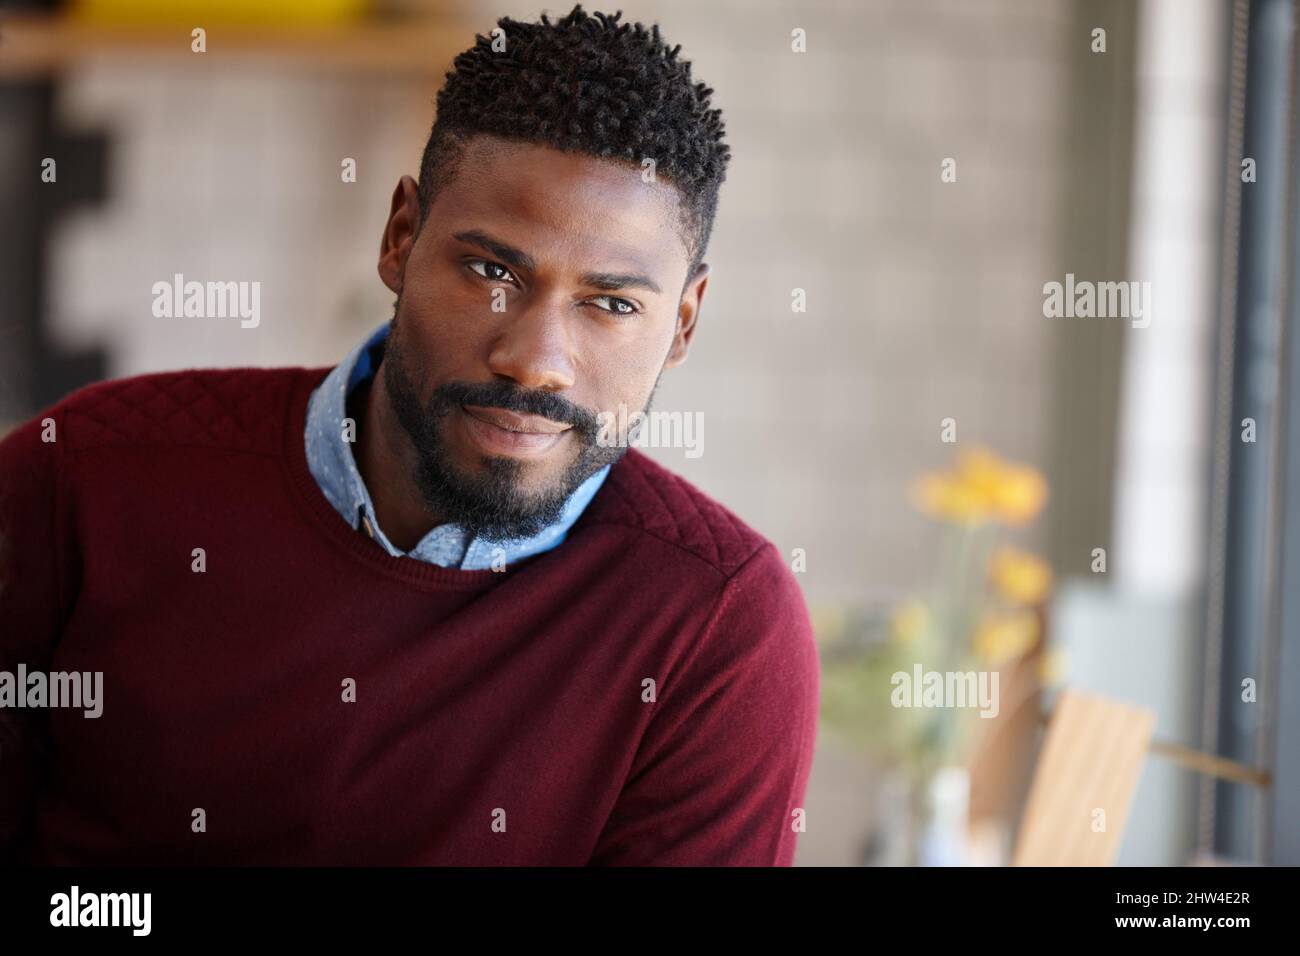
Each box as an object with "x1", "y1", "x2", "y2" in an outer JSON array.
[
  {"x1": 589, "y1": 542, "x2": 821, "y2": 866},
  {"x1": 0, "y1": 409, "x2": 75, "y2": 861}
]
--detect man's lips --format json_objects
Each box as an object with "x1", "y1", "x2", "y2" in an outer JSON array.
[
  {"x1": 460, "y1": 405, "x2": 571, "y2": 435},
  {"x1": 458, "y1": 404, "x2": 571, "y2": 459}
]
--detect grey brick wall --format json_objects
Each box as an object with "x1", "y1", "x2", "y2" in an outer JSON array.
[{"x1": 48, "y1": 0, "x2": 1072, "y2": 607}]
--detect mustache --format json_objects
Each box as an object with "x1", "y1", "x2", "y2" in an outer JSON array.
[{"x1": 429, "y1": 380, "x2": 601, "y2": 440}]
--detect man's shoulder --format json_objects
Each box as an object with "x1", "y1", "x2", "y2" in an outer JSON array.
[
  {"x1": 581, "y1": 449, "x2": 782, "y2": 580},
  {"x1": 43, "y1": 365, "x2": 322, "y2": 456}
]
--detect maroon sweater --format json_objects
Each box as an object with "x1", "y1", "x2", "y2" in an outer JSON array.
[{"x1": 0, "y1": 366, "x2": 820, "y2": 865}]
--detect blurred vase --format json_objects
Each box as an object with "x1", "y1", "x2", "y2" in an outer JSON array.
[
  {"x1": 859, "y1": 766, "x2": 913, "y2": 866},
  {"x1": 916, "y1": 765, "x2": 971, "y2": 866}
]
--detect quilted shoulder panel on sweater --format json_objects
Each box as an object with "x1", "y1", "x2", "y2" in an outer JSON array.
[
  {"x1": 58, "y1": 367, "x2": 296, "y2": 456},
  {"x1": 585, "y1": 449, "x2": 769, "y2": 577}
]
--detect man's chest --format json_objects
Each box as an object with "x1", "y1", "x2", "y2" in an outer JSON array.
[{"x1": 37, "y1": 577, "x2": 690, "y2": 864}]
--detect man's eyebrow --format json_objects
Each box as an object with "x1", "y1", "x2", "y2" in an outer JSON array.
[
  {"x1": 580, "y1": 271, "x2": 663, "y2": 295},
  {"x1": 452, "y1": 230, "x2": 535, "y2": 273}
]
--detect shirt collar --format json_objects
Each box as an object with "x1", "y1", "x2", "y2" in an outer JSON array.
[{"x1": 304, "y1": 321, "x2": 609, "y2": 570}]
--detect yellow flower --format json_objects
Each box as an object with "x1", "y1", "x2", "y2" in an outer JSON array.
[
  {"x1": 955, "y1": 447, "x2": 1004, "y2": 497},
  {"x1": 973, "y1": 610, "x2": 1039, "y2": 665},
  {"x1": 990, "y1": 547, "x2": 1053, "y2": 605},
  {"x1": 911, "y1": 447, "x2": 1048, "y2": 528},
  {"x1": 990, "y1": 464, "x2": 1048, "y2": 526},
  {"x1": 890, "y1": 599, "x2": 930, "y2": 644},
  {"x1": 1037, "y1": 646, "x2": 1067, "y2": 685},
  {"x1": 911, "y1": 473, "x2": 990, "y2": 525},
  {"x1": 957, "y1": 447, "x2": 1048, "y2": 526}
]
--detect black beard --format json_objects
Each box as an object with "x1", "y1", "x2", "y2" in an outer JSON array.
[{"x1": 380, "y1": 314, "x2": 638, "y2": 543}]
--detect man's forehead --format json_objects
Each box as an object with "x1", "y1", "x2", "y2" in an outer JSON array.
[{"x1": 431, "y1": 135, "x2": 692, "y2": 273}]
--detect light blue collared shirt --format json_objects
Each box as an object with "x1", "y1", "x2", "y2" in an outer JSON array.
[{"x1": 304, "y1": 322, "x2": 609, "y2": 569}]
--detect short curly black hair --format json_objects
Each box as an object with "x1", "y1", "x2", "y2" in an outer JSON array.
[{"x1": 417, "y1": 5, "x2": 730, "y2": 274}]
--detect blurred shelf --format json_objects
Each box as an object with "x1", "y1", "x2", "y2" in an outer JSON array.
[{"x1": 0, "y1": 12, "x2": 475, "y2": 77}]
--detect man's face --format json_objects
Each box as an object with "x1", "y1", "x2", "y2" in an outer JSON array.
[{"x1": 375, "y1": 135, "x2": 708, "y2": 542}]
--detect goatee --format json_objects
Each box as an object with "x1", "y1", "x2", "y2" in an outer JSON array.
[{"x1": 381, "y1": 315, "x2": 641, "y2": 543}]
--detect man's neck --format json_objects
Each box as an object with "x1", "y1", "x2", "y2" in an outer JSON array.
[{"x1": 352, "y1": 370, "x2": 446, "y2": 552}]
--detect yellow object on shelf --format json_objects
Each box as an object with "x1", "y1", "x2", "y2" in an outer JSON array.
[{"x1": 70, "y1": 0, "x2": 370, "y2": 26}]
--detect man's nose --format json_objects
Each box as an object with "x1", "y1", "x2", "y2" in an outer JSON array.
[{"x1": 486, "y1": 295, "x2": 577, "y2": 391}]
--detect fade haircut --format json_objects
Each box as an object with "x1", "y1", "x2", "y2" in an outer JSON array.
[{"x1": 416, "y1": 4, "x2": 730, "y2": 274}]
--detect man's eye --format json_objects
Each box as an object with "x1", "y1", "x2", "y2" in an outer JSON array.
[
  {"x1": 468, "y1": 260, "x2": 516, "y2": 283},
  {"x1": 591, "y1": 295, "x2": 638, "y2": 316}
]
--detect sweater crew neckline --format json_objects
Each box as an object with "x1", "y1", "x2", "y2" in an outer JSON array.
[{"x1": 280, "y1": 366, "x2": 559, "y2": 590}]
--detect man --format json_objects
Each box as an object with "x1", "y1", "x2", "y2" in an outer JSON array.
[{"x1": 0, "y1": 5, "x2": 819, "y2": 866}]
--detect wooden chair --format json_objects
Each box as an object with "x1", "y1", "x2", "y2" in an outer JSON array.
[
  {"x1": 1003, "y1": 687, "x2": 1270, "y2": 865},
  {"x1": 1011, "y1": 689, "x2": 1155, "y2": 865}
]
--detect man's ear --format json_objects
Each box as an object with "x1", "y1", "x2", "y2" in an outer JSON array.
[
  {"x1": 378, "y1": 175, "x2": 422, "y2": 294},
  {"x1": 665, "y1": 262, "x2": 710, "y2": 369}
]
